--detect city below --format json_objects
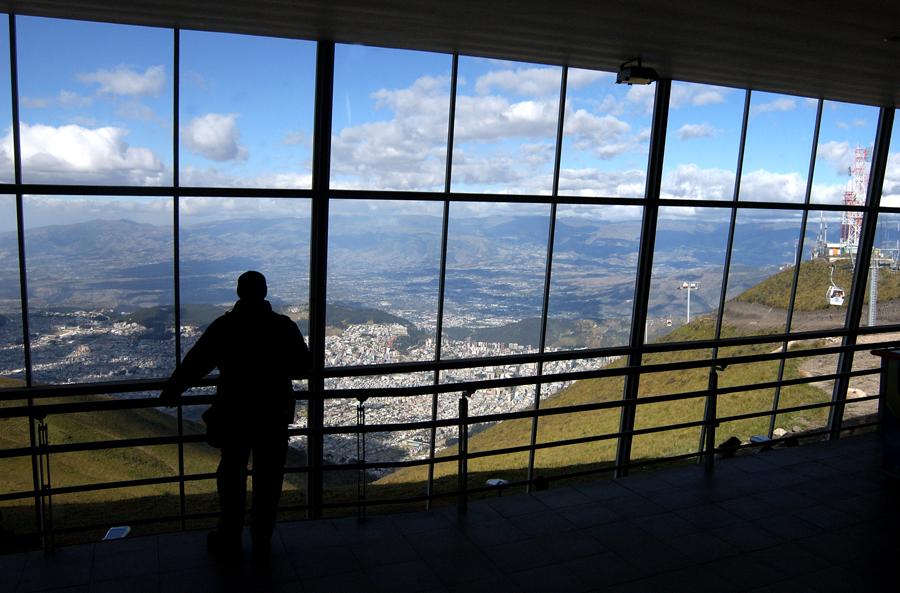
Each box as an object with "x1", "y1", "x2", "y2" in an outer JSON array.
[{"x1": 0, "y1": 307, "x2": 613, "y2": 474}]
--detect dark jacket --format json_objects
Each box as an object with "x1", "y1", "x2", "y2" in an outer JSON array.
[{"x1": 162, "y1": 299, "x2": 311, "y2": 430}]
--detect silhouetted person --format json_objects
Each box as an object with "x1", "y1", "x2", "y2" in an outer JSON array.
[{"x1": 160, "y1": 271, "x2": 310, "y2": 560}]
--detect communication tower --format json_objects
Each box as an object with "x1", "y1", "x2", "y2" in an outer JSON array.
[{"x1": 840, "y1": 146, "x2": 870, "y2": 251}]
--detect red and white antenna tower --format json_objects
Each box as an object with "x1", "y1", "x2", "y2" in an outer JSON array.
[{"x1": 840, "y1": 146, "x2": 870, "y2": 250}]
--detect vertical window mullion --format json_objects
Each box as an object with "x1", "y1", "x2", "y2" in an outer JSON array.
[
  {"x1": 172, "y1": 27, "x2": 187, "y2": 529},
  {"x1": 829, "y1": 106, "x2": 895, "y2": 437},
  {"x1": 427, "y1": 52, "x2": 458, "y2": 508},
  {"x1": 615, "y1": 78, "x2": 670, "y2": 478},
  {"x1": 8, "y1": 10, "x2": 42, "y2": 541},
  {"x1": 527, "y1": 65, "x2": 567, "y2": 489},
  {"x1": 306, "y1": 40, "x2": 335, "y2": 518},
  {"x1": 768, "y1": 98, "x2": 823, "y2": 437}
]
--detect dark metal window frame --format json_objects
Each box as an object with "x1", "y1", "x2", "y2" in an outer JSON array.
[{"x1": 0, "y1": 14, "x2": 897, "y2": 537}]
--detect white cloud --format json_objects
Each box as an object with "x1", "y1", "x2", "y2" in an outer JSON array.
[
  {"x1": 179, "y1": 166, "x2": 311, "y2": 189},
  {"x1": 737, "y1": 169, "x2": 807, "y2": 202},
  {"x1": 0, "y1": 123, "x2": 167, "y2": 185},
  {"x1": 58, "y1": 90, "x2": 92, "y2": 108},
  {"x1": 282, "y1": 130, "x2": 310, "y2": 146},
  {"x1": 78, "y1": 65, "x2": 166, "y2": 97},
  {"x1": 751, "y1": 97, "x2": 796, "y2": 115},
  {"x1": 182, "y1": 113, "x2": 248, "y2": 162},
  {"x1": 676, "y1": 123, "x2": 717, "y2": 141},
  {"x1": 670, "y1": 84, "x2": 728, "y2": 108},
  {"x1": 882, "y1": 151, "x2": 900, "y2": 206},
  {"x1": 661, "y1": 164, "x2": 735, "y2": 201},
  {"x1": 567, "y1": 69, "x2": 614, "y2": 89},
  {"x1": 557, "y1": 167, "x2": 646, "y2": 199},
  {"x1": 565, "y1": 109, "x2": 633, "y2": 157},
  {"x1": 21, "y1": 96, "x2": 49, "y2": 109},
  {"x1": 816, "y1": 140, "x2": 852, "y2": 174},
  {"x1": 474, "y1": 67, "x2": 562, "y2": 96},
  {"x1": 625, "y1": 84, "x2": 656, "y2": 113},
  {"x1": 454, "y1": 95, "x2": 560, "y2": 141}
]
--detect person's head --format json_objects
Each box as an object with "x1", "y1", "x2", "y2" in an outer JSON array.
[{"x1": 237, "y1": 270, "x2": 267, "y2": 301}]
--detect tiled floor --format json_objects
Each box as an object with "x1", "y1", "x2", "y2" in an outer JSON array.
[{"x1": 2, "y1": 433, "x2": 897, "y2": 592}]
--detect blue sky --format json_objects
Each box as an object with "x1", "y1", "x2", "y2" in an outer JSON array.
[{"x1": 0, "y1": 14, "x2": 896, "y2": 233}]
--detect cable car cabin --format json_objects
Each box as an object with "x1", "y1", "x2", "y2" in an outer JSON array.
[{"x1": 827, "y1": 286, "x2": 845, "y2": 306}]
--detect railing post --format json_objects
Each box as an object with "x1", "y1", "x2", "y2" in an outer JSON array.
[
  {"x1": 356, "y1": 397, "x2": 367, "y2": 522},
  {"x1": 36, "y1": 417, "x2": 54, "y2": 554},
  {"x1": 703, "y1": 366, "x2": 724, "y2": 472},
  {"x1": 457, "y1": 390, "x2": 472, "y2": 512}
]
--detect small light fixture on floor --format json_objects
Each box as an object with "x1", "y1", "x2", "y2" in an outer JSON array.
[{"x1": 616, "y1": 57, "x2": 659, "y2": 85}]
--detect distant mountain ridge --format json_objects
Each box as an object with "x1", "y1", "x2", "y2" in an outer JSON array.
[{"x1": 0, "y1": 214, "x2": 819, "y2": 321}]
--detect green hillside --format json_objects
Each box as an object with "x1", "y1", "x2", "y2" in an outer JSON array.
[
  {"x1": 377, "y1": 318, "x2": 829, "y2": 488},
  {"x1": 735, "y1": 258, "x2": 900, "y2": 311},
  {"x1": 0, "y1": 385, "x2": 307, "y2": 544}
]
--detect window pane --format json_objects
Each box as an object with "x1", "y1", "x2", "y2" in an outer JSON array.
[
  {"x1": 810, "y1": 101, "x2": 879, "y2": 205},
  {"x1": 17, "y1": 17, "x2": 173, "y2": 185},
  {"x1": 442, "y1": 202, "x2": 549, "y2": 356},
  {"x1": 648, "y1": 207, "x2": 729, "y2": 342},
  {"x1": 881, "y1": 111, "x2": 900, "y2": 208},
  {"x1": 722, "y1": 209, "x2": 804, "y2": 333},
  {"x1": 331, "y1": 45, "x2": 451, "y2": 191},
  {"x1": 559, "y1": 68, "x2": 651, "y2": 198},
  {"x1": 0, "y1": 196, "x2": 23, "y2": 381},
  {"x1": 864, "y1": 212, "x2": 900, "y2": 327},
  {"x1": 179, "y1": 31, "x2": 316, "y2": 188},
  {"x1": 179, "y1": 196, "x2": 311, "y2": 356},
  {"x1": 739, "y1": 91, "x2": 817, "y2": 203},
  {"x1": 451, "y1": 58, "x2": 561, "y2": 194},
  {"x1": 633, "y1": 348, "x2": 709, "y2": 463},
  {"x1": 547, "y1": 204, "x2": 642, "y2": 349},
  {"x1": 24, "y1": 195, "x2": 175, "y2": 383},
  {"x1": 661, "y1": 82, "x2": 744, "y2": 201},
  {"x1": 559, "y1": 68, "x2": 656, "y2": 198},
  {"x1": 789, "y1": 210, "x2": 851, "y2": 332},
  {"x1": 326, "y1": 199, "x2": 441, "y2": 366}
]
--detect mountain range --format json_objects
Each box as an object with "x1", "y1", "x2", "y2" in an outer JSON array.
[{"x1": 0, "y1": 212, "x2": 815, "y2": 324}]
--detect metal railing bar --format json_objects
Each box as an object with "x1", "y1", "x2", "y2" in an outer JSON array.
[
  {"x1": 2, "y1": 330, "x2": 897, "y2": 402},
  {"x1": 0, "y1": 365, "x2": 879, "y2": 432}
]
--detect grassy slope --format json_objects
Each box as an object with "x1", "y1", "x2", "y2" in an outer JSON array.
[
  {"x1": 377, "y1": 319, "x2": 828, "y2": 487},
  {"x1": 736, "y1": 258, "x2": 900, "y2": 311},
  {"x1": 0, "y1": 381, "x2": 308, "y2": 539}
]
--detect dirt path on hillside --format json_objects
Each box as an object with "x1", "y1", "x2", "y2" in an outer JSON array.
[{"x1": 722, "y1": 301, "x2": 899, "y2": 426}]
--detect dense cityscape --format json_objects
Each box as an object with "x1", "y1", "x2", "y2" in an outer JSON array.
[{"x1": 0, "y1": 307, "x2": 610, "y2": 471}]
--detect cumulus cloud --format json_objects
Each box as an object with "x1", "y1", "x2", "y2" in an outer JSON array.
[
  {"x1": 182, "y1": 113, "x2": 248, "y2": 162},
  {"x1": 58, "y1": 90, "x2": 92, "y2": 108},
  {"x1": 179, "y1": 166, "x2": 311, "y2": 190},
  {"x1": 557, "y1": 167, "x2": 647, "y2": 199},
  {"x1": 21, "y1": 96, "x2": 49, "y2": 109},
  {"x1": 661, "y1": 164, "x2": 735, "y2": 200},
  {"x1": 331, "y1": 76, "x2": 451, "y2": 191},
  {"x1": 474, "y1": 67, "x2": 562, "y2": 96},
  {"x1": 881, "y1": 151, "x2": 900, "y2": 207},
  {"x1": 625, "y1": 84, "x2": 656, "y2": 113},
  {"x1": 670, "y1": 84, "x2": 728, "y2": 108},
  {"x1": 331, "y1": 70, "x2": 645, "y2": 192},
  {"x1": 78, "y1": 65, "x2": 166, "y2": 97},
  {"x1": 751, "y1": 97, "x2": 796, "y2": 115},
  {"x1": 282, "y1": 130, "x2": 311, "y2": 146},
  {"x1": 676, "y1": 123, "x2": 717, "y2": 141},
  {"x1": 737, "y1": 169, "x2": 807, "y2": 202},
  {"x1": 0, "y1": 123, "x2": 167, "y2": 185},
  {"x1": 816, "y1": 140, "x2": 852, "y2": 174}
]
